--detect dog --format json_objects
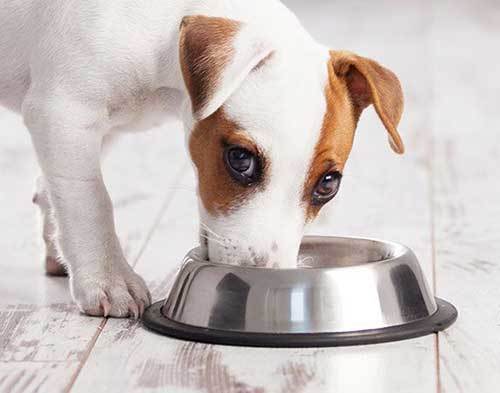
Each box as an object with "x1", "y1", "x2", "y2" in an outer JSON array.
[{"x1": 0, "y1": 0, "x2": 404, "y2": 318}]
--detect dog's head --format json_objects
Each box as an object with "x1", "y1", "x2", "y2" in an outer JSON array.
[{"x1": 179, "y1": 16, "x2": 404, "y2": 267}]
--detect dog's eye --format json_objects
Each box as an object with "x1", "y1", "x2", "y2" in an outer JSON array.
[
  {"x1": 312, "y1": 171, "x2": 342, "y2": 205},
  {"x1": 224, "y1": 145, "x2": 261, "y2": 185}
]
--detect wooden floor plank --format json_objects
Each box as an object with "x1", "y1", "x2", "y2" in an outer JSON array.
[
  {"x1": 430, "y1": 1, "x2": 500, "y2": 391},
  {"x1": 0, "y1": 362, "x2": 80, "y2": 393},
  {"x1": 0, "y1": 109, "x2": 186, "y2": 392},
  {"x1": 0, "y1": 110, "x2": 103, "y2": 391}
]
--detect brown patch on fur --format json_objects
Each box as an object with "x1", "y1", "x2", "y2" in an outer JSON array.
[
  {"x1": 179, "y1": 16, "x2": 240, "y2": 118},
  {"x1": 330, "y1": 50, "x2": 405, "y2": 154},
  {"x1": 303, "y1": 52, "x2": 405, "y2": 220},
  {"x1": 189, "y1": 110, "x2": 266, "y2": 216},
  {"x1": 302, "y1": 61, "x2": 356, "y2": 221}
]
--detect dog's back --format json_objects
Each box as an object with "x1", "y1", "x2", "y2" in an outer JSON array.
[
  {"x1": 0, "y1": 0, "x2": 312, "y2": 115},
  {"x1": 0, "y1": 0, "x2": 191, "y2": 114},
  {"x1": 0, "y1": 0, "x2": 37, "y2": 111}
]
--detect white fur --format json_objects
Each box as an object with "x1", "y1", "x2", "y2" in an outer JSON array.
[{"x1": 0, "y1": 0, "x2": 330, "y2": 316}]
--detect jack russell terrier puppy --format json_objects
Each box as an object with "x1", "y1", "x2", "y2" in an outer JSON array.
[{"x1": 0, "y1": 0, "x2": 404, "y2": 318}]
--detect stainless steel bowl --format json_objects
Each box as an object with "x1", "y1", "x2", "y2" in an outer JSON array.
[{"x1": 143, "y1": 236, "x2": 457, "y2": 347}]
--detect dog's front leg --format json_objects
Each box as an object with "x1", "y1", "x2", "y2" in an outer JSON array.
[{"x1": 23, "y1": 96, "x2": 151, "y2": 318}]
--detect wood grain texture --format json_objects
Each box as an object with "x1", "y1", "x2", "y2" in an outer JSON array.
[
  {"x1": 0, "y1": 111, "x2": 98, "y2": 392},
  {"x1": 0, "y1": 108, "x2": 186, "y2": 392},
  {"x1": 431, "y1": 1, "x2": 500, "y2": 391},
  {"x1": 0, "y1": 362, "x2": 80, "y2": 393}
]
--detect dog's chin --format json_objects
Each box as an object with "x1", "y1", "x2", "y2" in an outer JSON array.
[
  {"x1": 198, "y1": 228, "x2": 299, "y2": 268},
  {"x1": 201, "y1": 238, "x2": 256, "y2": 266}
]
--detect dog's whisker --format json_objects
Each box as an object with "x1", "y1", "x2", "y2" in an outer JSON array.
[
  {"x1": 199, "y1": 222, "x2": 224, "y2": 239},
  {"x1": 199, "y1": 233, "x2": 227, "y2": 247},
  {"x1": 199, "y1": 221, "x2": 220, "y2": 236},
  {"x1": 199, "y1": 234, "x2": 223, "y2": 246}
]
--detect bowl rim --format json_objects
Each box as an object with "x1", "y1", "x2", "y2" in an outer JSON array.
[
  {"x1": 142, "y1": 298, "x2": 458, "y2": 347},
  {"x1": 185, "y1": 235, "x2": 412, "y2": 272}
]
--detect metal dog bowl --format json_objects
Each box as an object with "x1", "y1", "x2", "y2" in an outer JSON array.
[{"x1": 143, "y1": 236, "x2": 457, "y2": 347}]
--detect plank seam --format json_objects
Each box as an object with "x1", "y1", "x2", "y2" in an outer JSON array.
[{"x1": 63, "y1": 319, "x2": 106, "y2": 393}]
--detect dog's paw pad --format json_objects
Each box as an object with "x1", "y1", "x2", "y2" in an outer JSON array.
[{"x1": 100, "y1": 297, "x2": 112, "y2": 317}]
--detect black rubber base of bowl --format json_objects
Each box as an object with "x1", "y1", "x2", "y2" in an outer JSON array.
[{"x1": 142, "y1": 298, "x2": 457, "y2": 348}]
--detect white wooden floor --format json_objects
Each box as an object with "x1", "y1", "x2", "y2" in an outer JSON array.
[{"x1": 1, "y1": 1, "x2": 499, "y2": 392}]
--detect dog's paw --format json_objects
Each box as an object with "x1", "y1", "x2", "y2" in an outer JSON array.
[{"x1": 70, "y1": 263, "x2": 151, "y2": 318}]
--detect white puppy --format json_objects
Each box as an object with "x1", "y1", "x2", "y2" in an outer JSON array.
[{"x1": 0, "y1": 0, "x2": 405, "y2": 317}]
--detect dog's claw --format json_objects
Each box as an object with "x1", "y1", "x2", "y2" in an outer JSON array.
[
  {"x1": 138, "y1": 301, "x2": 145, "y2": 317},
  {"x1": 129, "y1": 302, "x2": 139, "y2": 320},
  {"x1": 100, "y1": 298, "x2": 111, "y2": 317},
  {"x1": 72, "y1": 265, "x2": 151, "y2": 318}
]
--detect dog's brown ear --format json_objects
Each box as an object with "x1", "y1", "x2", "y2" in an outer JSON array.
[
  {"x1": 329, "y1": 50, "x2": 405, "y2": 154},
  {"x1": 180, "y1": 15, "x2": 273, "y2": 120}
]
